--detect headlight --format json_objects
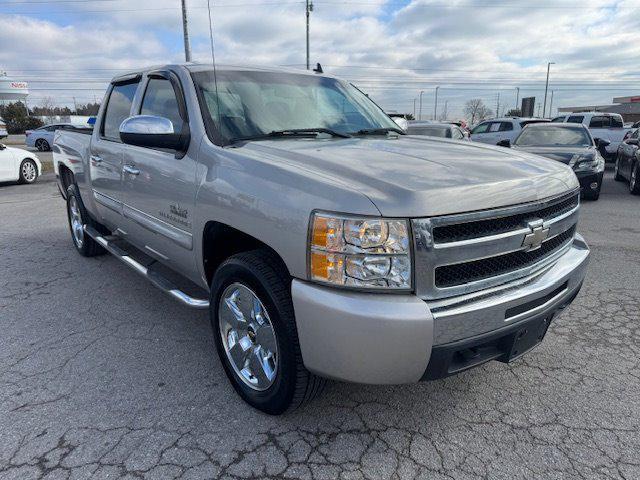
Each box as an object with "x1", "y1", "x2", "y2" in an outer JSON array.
[
  {"x1": 570, "y1": 153, "x2": 604, "y2": 172},
  {"x1": 308, "y1": 213, "x2": 412, "y2": 290}
]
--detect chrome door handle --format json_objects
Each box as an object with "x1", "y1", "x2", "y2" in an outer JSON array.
[
  {"x1": 123, "y1": 164, "x2": 140, "y2": 176},
  {"x1": 90, "y1": 155, "x2": 103, "y2": 164}
]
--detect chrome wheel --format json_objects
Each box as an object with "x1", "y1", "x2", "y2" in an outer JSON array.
[
  {"x1": 68, "y1": 196, "x2": 84, "y2": 248},
  {"x1": 218, "y1": 283, "x2": 278, "y2": 391},
  {"x1": 21, "y1": 161, "x2": 37, "y2": 183}
]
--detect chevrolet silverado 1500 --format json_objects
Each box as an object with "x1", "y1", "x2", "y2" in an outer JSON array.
[{"x1": 53, "y1": 64, "x2": 590, "y2": 414}]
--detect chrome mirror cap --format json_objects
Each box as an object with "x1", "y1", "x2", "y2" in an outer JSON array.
[{"x1": 119, "y1": 115, "x2": 174, "y2": 135}]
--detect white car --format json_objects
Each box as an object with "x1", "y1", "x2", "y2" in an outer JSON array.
[
  {"x1": 0, "y1": 117, "x2": 7, "y2": 139},
  {"x1": 559, "y1": 112, "x2": 631, "y2": 160},
  {"x1": 0, "y1": 143, "x2": 42, "y2": 184},
  {"x1": 470, "y1": 117, "x2": 549, "y2": 145}
]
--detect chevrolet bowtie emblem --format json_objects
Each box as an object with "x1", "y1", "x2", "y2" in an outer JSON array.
[{"x1": 522, "y1": 219, "x2": 549, "y2": 251}]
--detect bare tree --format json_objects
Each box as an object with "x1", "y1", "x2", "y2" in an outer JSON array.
[
  {"x1": 39, "y1": 96, "x2": 57, "y2": 123},
  {"x1": 464, "y1": 99, "x2": 493, "y2": 125}
]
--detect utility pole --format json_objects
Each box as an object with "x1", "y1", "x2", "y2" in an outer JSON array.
[
  {"x1": 543, "y1": 61, "x2": 555, "y2": 118},
  {"x1": 515, "y1": 87, "x2": 520, "y2": 112},
  {"x1": 537, "y1": 103, "x2": 541, "y2": 117},
  {"x1": 73, "y1": 96, "x2": 78, "y2": 115},
  {"x1": 496, "y1": 93, "x2": 500, "y2": 117},
  {"x1": 441, "y1": 100, "x2": 448, "y2": 121},
  {"x1": 181, "y1": 0, "x2": 192, "y2": 62},
  {"x1": 419, "y1": 90, "x2": 424, "y2": 120},
  {"x1": 306, "y1": 1, "x2": 313, "y2": 70},
  {"x1": 433, "y1": 86, "x2": 439, "y2": 120},
  {"x1": 413, "y1": 98, "x2": 416, "y2": 119},
  {"x1": 549, "y1": 90, "x2": 554, "y2": 117}
]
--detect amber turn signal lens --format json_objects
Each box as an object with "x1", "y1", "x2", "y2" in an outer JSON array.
[
  {"x1": 312, "y1": 216, "x2": 328, "y2": 248},
  {"x1": 310, "y1": 251, "x2": 344, "y2": 283}
]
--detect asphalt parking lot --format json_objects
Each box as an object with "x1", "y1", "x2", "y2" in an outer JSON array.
[{"x1": 0, "y1": 167, "x2": 639, "y2": 479}]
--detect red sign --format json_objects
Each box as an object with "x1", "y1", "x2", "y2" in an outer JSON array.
[
  {"x1": 9, "y1": 82, "x2": 28, "y2": 89},
  {"x1": 630, "y1": 97, "x2": 640, "y2": 103}
]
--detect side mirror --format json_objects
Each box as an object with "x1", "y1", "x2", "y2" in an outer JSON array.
[
  {"x1": 594, "y1": 138, "x2": 610, "y2": 149},
  {"x1": 119, "y1": 115, "x2": 187, "y2": 151},
  {"x1": 497, "y1": 139, "x2": 511, "y2": 148},
  {"x1": 626, "y1": 138, "x2": 639, "y2": 146},
  {"x1": 0, "y1": 143, "x2": 5, "y2": 150}
]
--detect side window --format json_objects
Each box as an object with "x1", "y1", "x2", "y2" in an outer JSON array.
[
  {"x1": 610, "y1": 116, "x2": 623, "y2": 128},
  {"x1": 589, "y1": 116, "x2": 607, "y2": 128},
  {"x1": 499, "y1": 122, "x2": 513, "y2": 131},
  {"x1": 488, "y1": 122, "x2": 501, "y2": 132},
  {"x1": 567, "y1": 115, "x2": 584, "y2": 124},
  {"x1": 101, "y1": 81, "x2": 140, "y2": 141},
  {"x1": 45, "y1": 125, "x2": 58, "y2": 132},
  {"x1": 551, "y1": 116, "x2": 565, "y2": 123},
  {"x1": 453, "y1": 128, "x2": 463, "y2": 139},
  {"x1": 140, "y1": 78, "x2": 184, "y2": 134},
  {"x1": 471, "y1": 122, "x2": 490, "y2": 134}
]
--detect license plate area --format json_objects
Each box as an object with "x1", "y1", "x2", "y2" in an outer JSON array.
[{"x1": 502, "y1": 316, "x2": 552, "y2": 362}]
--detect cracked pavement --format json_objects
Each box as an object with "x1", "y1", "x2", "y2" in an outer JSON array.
[{"x1": 0, "y1": 171, "x2": 638, "y2": 480}]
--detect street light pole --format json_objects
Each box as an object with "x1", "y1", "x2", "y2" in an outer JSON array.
[
  {"x1": 549, "y1": 90, "x2": 554, "y2": 117},
  {"x1": 433, "y1": 86, "x2": 439, "y2": 120},
  {"x1": 419, "y1": 90, "x2": 424, "y2": 120},
  {"x1": 306, "y1": 1, "x2": 313, "y2": 70},
  {"x1": 181, "y1": 0, "x2": 192, "y2": 62},
  {"x1": 515, "y1": 87, "x2": 520, "y2": 112},
  {"x1": 413, "y1": 98, "x2": 416, "y2": 119},
  {"x1": 543, "y1": 62, "x2": 555, "y2": 118}
]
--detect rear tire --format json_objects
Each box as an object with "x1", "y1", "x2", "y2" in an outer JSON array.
[
  {"x1": 66, "y1": 184, "x2": 106, "y2": 257},
  {"x1": 18, "y1": 159, "x2": 38, "y2": 184},
  {"x1": 210, "y1": 249, "x2": 326, "y2": 415},
  {"x1": 35, "y1": 139, "x2": 50, "y2": 152},
  {"x1": 630, "y1": 162, "x2": 640, "y2": 195}
]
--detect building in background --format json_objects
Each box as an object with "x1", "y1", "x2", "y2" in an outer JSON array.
[
  {"x1": 559, "y1": 95, "x2": 640, "y2": 123},
  {"x1": 0, "y1": 72, "x2": 29, "y2": 111}
]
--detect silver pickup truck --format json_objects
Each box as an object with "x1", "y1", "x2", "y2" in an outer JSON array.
[{"x1": 54, "y1": 64, "x2": 590, "y2": 414}]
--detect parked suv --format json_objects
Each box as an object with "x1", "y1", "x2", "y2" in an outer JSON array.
[
  {"x1": 53, "y1": 64, "x2": 589, "y2": 414},
  {"x1": 470, "y1": 117, "x2": 549, "y2": 145}
]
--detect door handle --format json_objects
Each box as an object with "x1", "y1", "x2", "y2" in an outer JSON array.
[
  {"x1": 123, "y1": 164, "x2": 140, "y2": 176},
  {"x1": 90, "y1": 155, "x2": 103, "y2": 164}
]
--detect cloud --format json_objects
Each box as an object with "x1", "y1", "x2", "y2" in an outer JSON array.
[{"x1": 1, "y1": 0, "x2": 639, "y2": 117}]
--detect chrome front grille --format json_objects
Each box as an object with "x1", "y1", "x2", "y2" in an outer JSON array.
[{"x1": 412, "y1": 190, "x2": 580, "y2": 300}]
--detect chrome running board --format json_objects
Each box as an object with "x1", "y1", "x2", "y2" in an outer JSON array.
[{"x1": 84, "y1": 226, "x2": 210, "y2": 309}]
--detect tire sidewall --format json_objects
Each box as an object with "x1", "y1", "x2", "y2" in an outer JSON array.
[
  {"x1": 210, "y1": 258, "x2": 297, "y2": 414},
  {"x1": 631, "y1": 162, "x2": 640, "y2": 194},
  {"x1": 66, "y1": 185, "x2": 89, "y2": 254}
]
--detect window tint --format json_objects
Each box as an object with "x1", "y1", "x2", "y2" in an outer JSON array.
[
  {"x1": 471, "y1": 122, "x2": 490, "y2": 134},
  {"x1": 610, "y1": 116, "x2": 623, "y2": 128},
  {"x1": 102, "y1": 81, "x2": 140, "y2": 140},
  {"x1": 589, "y1": 116, "x2": 608, "y2": 128},
  {"x1": 140, "y1": 78, "x2": 184, "y2": 133},
  {"x1": 567, "y1": 115, "x2": 584, "y2": 124},
  {"x1": 499, "y1": 122, "x2": 513, "y2": 131}
]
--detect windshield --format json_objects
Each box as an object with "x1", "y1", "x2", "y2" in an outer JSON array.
[
  {"x1": 515, "y1": 126, "x2": 592, "y2": 147},
  {"x1": 407, "y1": 125, "x2": 450, "y2": 138},
  {"x1": 192, "y1": 70, "x2": 399, "y2": 144}
]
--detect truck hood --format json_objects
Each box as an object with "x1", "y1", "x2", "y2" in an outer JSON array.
[
  {"x1": 236, "y1": 136, "x2": 578, "y2": 217},
  {"x1": 512, "y1": 145, "x2": 595, "y2": 165}
]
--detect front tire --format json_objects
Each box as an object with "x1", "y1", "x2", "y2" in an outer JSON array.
[
  {"x1": 614, "y1": 155, "x2": 624, "y2": 181},
  {"x1": 630, "y1": 162, "x2": 640, "y2": 195},
  {"x1": 18, "y1": 159, "x2": 38, "y2": 184},
  {"x1": 66, "y1": 184, "x2": 106, "y2": 257},
  {"x1": 210, "y1": 249, "x2": 325, "y2": 415}
]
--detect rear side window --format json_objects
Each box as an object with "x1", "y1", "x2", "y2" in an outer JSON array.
[
  {"x1": 102, "y1": 81, "x2": 140, "y2": 141},
  {"x1": 567, "y1": 115, "x2": 584, "y2": 124},
  {"x1": 452, "y1": 128, "x2": 464, "y2": 140},
  {"x1": 140, "y1": 78, "x2": 184, "y2": 133},
  {"x1": 589, "y1": 116, "x2": 608, "y2": 128},
  {"x1": 499, "y1": 122, "x2": 513, "y2": 131},
  {"x1": 551, "y1": 116, "x2": 565, "y2": 123},
  {"x1": 610, "y1": 116, "x2": 623, "y2": 128},
  {"x1": 488, "y1": 122, "x2": 501, "y2": 132}
]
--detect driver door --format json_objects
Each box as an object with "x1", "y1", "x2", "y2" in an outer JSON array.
[{"x1": 0, "y1": 145, "x2": 18, "y2": 181}]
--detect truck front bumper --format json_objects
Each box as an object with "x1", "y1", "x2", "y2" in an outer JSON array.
[{"x1": 292, "y1": 234, "x2": 589, "y2": 384}]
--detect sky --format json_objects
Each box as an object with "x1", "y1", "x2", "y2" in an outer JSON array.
[{"x1": 1, "y1": 0, "x2": 640, "y2": 120}]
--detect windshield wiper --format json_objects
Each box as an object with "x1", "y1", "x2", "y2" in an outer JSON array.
[
  {"x1": 231, "y1": 128, "x2": 351, "y2": 144},
  {"x1": 352, "y1": 127, "x2": 405, "y2": 136}
]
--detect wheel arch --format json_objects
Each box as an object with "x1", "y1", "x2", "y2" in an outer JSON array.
[
  {"x1": 57, "y1": 163, "x2": 75, "y2": 200},
  {"x1": 202, "y1": 221, "x2": 291, "y2": 286}
]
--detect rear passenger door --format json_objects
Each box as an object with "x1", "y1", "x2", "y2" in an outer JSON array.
[
  {"x1": 90, "y1": 77, "x2": 141, "y2": 229},
  {"x1": 120, "y1": 71, "x2": 197, "y2": 274}
]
